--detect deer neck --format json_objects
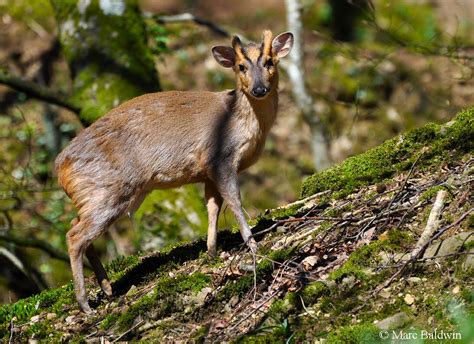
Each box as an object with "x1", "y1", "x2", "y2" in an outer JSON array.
[{"x1": 234, "y1": 86, "x2": 279, "y2": 134}]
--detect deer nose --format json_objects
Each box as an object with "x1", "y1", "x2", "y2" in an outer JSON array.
[{"x1": 252, "y1": 86, "x2": 268, "y2": 97}]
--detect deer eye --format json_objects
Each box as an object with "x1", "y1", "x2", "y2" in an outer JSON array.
[
  {"x1": 264, "y1": 59, "x2": 274, "y2": 69},
  {"x1": 239, "y1": 64, "x2": 246, "y2": 73}
]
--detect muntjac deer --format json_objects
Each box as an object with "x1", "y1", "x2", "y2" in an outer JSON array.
[{"x1": 55, "y1": 30, "x2": 294, "y2": 313}]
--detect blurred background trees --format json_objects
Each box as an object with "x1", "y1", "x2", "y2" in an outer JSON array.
[{"x1": 0, "y1": 0, "x2": 472, "y2": 304}]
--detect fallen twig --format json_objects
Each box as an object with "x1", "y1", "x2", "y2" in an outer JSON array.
[
  {"x1": 112, "y1": 319, "x2": 144, "y2": 343},
  {"x1": 410, "y1": 190, "x2": 447, "y2": 259}
]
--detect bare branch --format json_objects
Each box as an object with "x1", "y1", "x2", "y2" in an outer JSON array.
[
  {"x1": 154, "y1": 13, "x2": 230, "y2": 37},
  {"x1": 0, "y1": 232, "x2": 70, "y2": 264},
  {"x1": 0, "y1": 69, "x2": 81, "y2": 115}
]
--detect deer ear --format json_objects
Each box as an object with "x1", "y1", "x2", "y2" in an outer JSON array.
[
  {"x1": 272, "y1": 32, "x2": 294, "y2": 59},
  {"x1": 212, "y1": 46, "x2": 235, "y2": 68}
]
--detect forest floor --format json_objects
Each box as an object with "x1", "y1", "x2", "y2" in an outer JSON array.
[{"x1": 1, "y1": 109, "x2": 472, "y2": 343}]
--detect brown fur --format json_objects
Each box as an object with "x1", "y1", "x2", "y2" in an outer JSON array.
[{"x1": 56, "y1": 30, "x2": 294, "y2": 313}]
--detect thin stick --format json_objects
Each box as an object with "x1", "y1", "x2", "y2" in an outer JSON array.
[
  {"x1": 253, "y1": 253, "x2": 257, "y2": 302},
  {"x1": 299, "y1": 295, "x2": 318, "y2": 319},
  {"x1": 112, "y1": 320, "x2": 144, "y2": 342},
  {"x1": 9, "y1": 319, "x2": 14, "y2": 344},
  {"x1": 410, "y1": 190, "x2": 447, "y2": 260},
  {"x1": 154, "y1": 13, "x2": 229, "y2": 37}
]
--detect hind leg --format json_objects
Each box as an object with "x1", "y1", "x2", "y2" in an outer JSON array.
[
  {"x1": 67, "y1": 215, "x2": 116, "y2": 313},
  {"x1": 85, "y1": 244, "x2": 112, "y2": 297}
]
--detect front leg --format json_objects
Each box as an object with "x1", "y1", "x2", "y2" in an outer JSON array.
[
  {"x1": 205, "y1": 180, "x2": 223, "y2": 258},
  {"x1": 213, "y1": 171, "x2": 257, "y2": 253}
]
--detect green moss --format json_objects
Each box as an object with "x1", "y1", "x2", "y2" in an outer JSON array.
[
  {"x1": 218, "y1": 248, "x2": 295, "y2": 301},
  {"x1": 266, "y1": 292, "x2": 299, "y2": 321},
  {"x1": 463, "y1": 240, "x2": 474, "y2": 251},
  {"x1": 326, "y1": 323, "x2": 381, "y2": 344},
  {"x1": 255, "y1": 203, "x2": 303, "y2": 224},
  {"x1": 385, "y1": 229, "x2": 414, "y2": 248},
  {"x1": 0, "y1": 0, "x2": 55, "y2": 28},
  {"x1": 192, "y1": 325, "x2": 208, "y2": 343},
  {"x1": 117, "y1": 272, "x2": 210, "y2": 330},
  {"x1": 50, "y1": 0, "x2": 160, "y2": 123},
  {"x1": 106, "y1": 255, "x2": 141, "y2": 279},
  {"x1": 419, "y1": 185, "x2": 454, "y2": 203},
  {"x1": 329, "y1": 232, "x2": 409, "y2": 282},
  {"x1": 467, "y1": 215, "x2": 474, "y2": 229},
  {"x1": 330, "y1": 262, "x2": 368, "y2": 282},
  {"x1": 301, "y1": 281, "x2": 330, "y2": 305},
  {"x1": 99, "y1": 313, "x2": 119, "y2": 330},
  {"x1": 301, "y1": 108, "x2": 474, "y2": 198},
  {"x1": 0, "y1": 283, "x2": 74, "y2": 326}
]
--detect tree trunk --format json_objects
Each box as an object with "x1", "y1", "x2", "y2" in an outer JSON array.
[
  {"x1": 284, "y1": 0, "x2": 332, "y2": 170},
  {"x1": 50, "y1": 0, "x2": 160, "y2": 124}
]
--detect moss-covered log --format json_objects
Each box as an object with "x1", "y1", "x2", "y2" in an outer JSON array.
[
  {"x1": 50, "y1": 0, "x2": 160, "y2": 124},
  {"x1": 301, "y1": 108, "x2": 474, "y2": 198}
]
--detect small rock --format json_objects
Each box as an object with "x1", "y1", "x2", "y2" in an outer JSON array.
[
  {"x1": 276, "y1": 226, "x2": 287, "y2": 233},
  {"x1": 194, "y1": 287, "x2": 212, "y2": 307},
  {"x1": 393, "y1": 253, "x2": 410, "y2": 262},
  {"x1": 126, "y1": 285, "x2": 137, "y2": 297},
  {"x1": 61, "y1": 334, "x2": 72, "y2": 342},
  {"x1": 28, "y1": 339, "x2": 38, "y2": 344},
  {"x1": 220, "y1": 251, "x2": 231, "y2": 260},
  {"x1": 341, "y1": 276, "x2": 355, "y2": 289},
  {"x1": 379, "y1": 289, "x2": 391, "y2": 299},
  {"x1": 229, "y1": 295, "x2": 239, "y2": 307},
  {"x1": 223, "y1": 303, "x2": 232, "y2": 313},
  {"x1": 422, "y1": 242, "x2": 442, "y2": 259},
  {"x1": 376, "y1": 184, "x2": 387, "y2": 194},
  {"x1": 238, "y1": 263, "x2": 255, "y2": 272},
  {"x1": 376, "y1": 312, "x2": 410, "y2": 330},
  {"x1": 107, "y1": 302, "x2": 118, "y2": 309},
  {"x1": 65, "y1": 315, "x2": 76, "y2": 324},
  {"x1": 46, "y1": 313, "x2": 57, "y2": 320},
  {"x1": 437, "y1": 232, "x2": 474, "y2": 256},
  {"x1": 404, "y1": 294, "x2": 415, "y2": 305},
  {"x1": 302, "y1": 256, "x2": 319, "y2": 270},
  {"x1": 406, "y1": 277, "x2": 421, "y2": 285},
  {"x1": 168, "y1": 271, "x2": 175, "y2": 278},
  {"x1": 452, "y1": 286, "x2": 460, "y2": 294},
  {"x1": 30, "y1": 315, "x2": 40, "y2": 323}
]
